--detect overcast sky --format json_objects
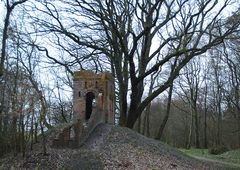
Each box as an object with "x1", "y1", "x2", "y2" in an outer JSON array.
[{"x1": 0, "y1": 2, "x2": 5, "y2": 28}]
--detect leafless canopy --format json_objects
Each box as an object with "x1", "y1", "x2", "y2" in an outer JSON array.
[{"x1": 25, "y1": 0, "x2": 239, "y2": 127}]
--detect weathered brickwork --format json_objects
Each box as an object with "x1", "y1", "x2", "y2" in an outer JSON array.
[
  {"x1": 73, "y1": 70, "x2": 115, "y2": 123},
  {"x1": 52, "y1": 70, "x2": 115, "y2": 148}
]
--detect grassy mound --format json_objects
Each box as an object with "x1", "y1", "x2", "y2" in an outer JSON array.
[{"x1": 0, "y1": 124, "x2": 235, "y2": 169}]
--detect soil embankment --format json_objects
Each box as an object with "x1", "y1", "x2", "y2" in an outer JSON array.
[{"x1": 0, "y1": 124, "x2": 231, "y2": 169}]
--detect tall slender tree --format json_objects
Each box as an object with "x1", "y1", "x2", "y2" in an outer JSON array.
[{"x1": 0, "y1": 0, "x2": 28, "y2": 77}]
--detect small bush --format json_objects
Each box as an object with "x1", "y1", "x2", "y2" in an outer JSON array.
[{"x1": 208, "y1": 145, "x2": 228, "y2": 155}]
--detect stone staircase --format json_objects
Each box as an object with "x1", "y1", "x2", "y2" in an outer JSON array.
[{"x1": 52, "y1": 110, "x2": 103, "y2": 148}]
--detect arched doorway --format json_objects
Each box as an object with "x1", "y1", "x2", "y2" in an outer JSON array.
[{"x1": 85, "y1": 92, "x2": 95, "y2": 121}]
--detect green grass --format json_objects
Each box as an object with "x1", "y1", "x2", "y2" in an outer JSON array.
[{"x1": 179, "y1": 148, "x2": 240, "y2": 169}]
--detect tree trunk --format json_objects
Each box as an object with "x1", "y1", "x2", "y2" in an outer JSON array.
[
  {"x1": 30, "y1": 113, "x2": 34, "y2": 150},
  {"x1": 20, "y1": 114, "x2": 25, "y2": 157},
  {"x1": 216, "y1": 101, "x2": 222, "y2": 145},
  {"x1": 0, "y1": 93, "x2": 4, "y2": 133},
  {"x1": 126, "y1": 78, "x2": 144, "y2": 128},
  {"x1": 127, "y1": 97, "x2": 143, "y2": 127},
  {"x1": 126, "y1": 103, "x2": 139, "y2": 129},
  {"x1": 203, "y1": 85, "x2": 208, "y2": 148},
  {"x1": 12, "y1": 117, "x2": 18, "y2": 155},
  {"x1": 237, "y1": 110, "x2": 240, "y2": 148},
  {"x1": 155, "y1": 83, "x2": 173, "y2": 140},
  {"x1": 194, "y1": 104, "x2": 200, "y2": 148},
  {"x1": 0, "y1": 75, "x2": 7, "y2": 134},
  {"x1": 143, "y1": 72, "x2": 159, "y2": 136},
  {"x1": 143, "y1": 104, "x2": 150, "y2": 137},
  {"x1": 234, "y1": 85, "x2": 240, "y2": 147},
  {"x1": 34, "y1": 122, "x2": 38, "y2": 143},
  {"x1": 187, "y1": 110, "x2": 193, "y2": 149},
  {"x1": 0, "y1": 9, "x2": 11, "y2": 77},
  {"x1": 40, "y1": 121, "x2": 47, "y2": 155},
  {"x1": 0, "y1": 112, "x2": 2, "y2": 133},
  {"x1": 30, "y1": 105, "x2": 35, "y2": 150},
  {"x1": 204, "y1": 106, "x2": 208, "y2": 148},
  {"x1": 119, "y1": 90, "x2": 127, "y2": 126},
  {"x1": 0, "y1": 0, "x2": 28, "y2": 77}
]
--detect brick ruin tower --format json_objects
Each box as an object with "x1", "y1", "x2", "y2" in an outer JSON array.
[
  {"x1": 73, "y1": 70, "x2": 115, "y2": 124},
  {"x1": 52, "y1": 70, "x2": 115, "y2": 148}
]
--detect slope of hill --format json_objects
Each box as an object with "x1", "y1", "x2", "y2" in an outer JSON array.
[{"x1": 0, "y1": 124, "x2": 232, "y2": 170}]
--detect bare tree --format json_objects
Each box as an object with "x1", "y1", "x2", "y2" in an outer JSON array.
[
  {"x1": 176, "y1": 57, "x2": 203, "y2": 148},
  {"x1": 208, "y1": 51, "x2": 225, "y2": 146},
  {"x1": 142, "y1": 72, "x2": 159, "y2": 137},
  {"x1": 26, "y1": 0, "x2": 239, "y2": 128},
  {"x1": 155, "y1": 59, "x2": 177, "y2": 140},
  {"x1": 202, "y1": 77, "x2": 209, "y2": 148},
  {"x1": 19, "y1": 45, "x2": 51, "y2": 155},
  {"x1": 155, "y1": 82, "x2": 173, "y2": 140},
  {"x1": 223, "y1": 36, "x2": 240, "y2": 147},
  {"x1": 0, "y1": 0, "x2": 28, "y2": 77}
]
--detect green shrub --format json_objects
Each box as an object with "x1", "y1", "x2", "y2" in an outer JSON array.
[{"x1": 208, "y1": 145, "x2": 228, "y2": 155}]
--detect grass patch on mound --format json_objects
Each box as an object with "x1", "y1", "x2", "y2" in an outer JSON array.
[{"x1": 179, "y1": 148, "x2": 240, "y2": 169}]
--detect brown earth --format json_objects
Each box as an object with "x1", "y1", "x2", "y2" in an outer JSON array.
[{"x1": 0, "y1": 124, "x2": 231, "y2": 170}]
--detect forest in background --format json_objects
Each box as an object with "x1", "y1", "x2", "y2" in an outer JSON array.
[{"x1": 0, "y1": 0, "x2": 240, "y2": 157}]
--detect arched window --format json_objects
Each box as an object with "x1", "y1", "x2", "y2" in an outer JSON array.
[
  {"x1": 95, "y1": 81, "x2": 98, "y2": 88},
  {"x1": 70, "y1": 127, "x2": 75, "y2": 139},
  {"x1": 85, "y1": 92, "x2": 95, "y2": 121}
]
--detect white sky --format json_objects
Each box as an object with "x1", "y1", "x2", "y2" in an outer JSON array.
[
  {"x1": 0, "y1": 0, "x2": 239, "y2": 102},
  {"x1": 0, "y1": 2, "x2": 5, "y2": 28}
]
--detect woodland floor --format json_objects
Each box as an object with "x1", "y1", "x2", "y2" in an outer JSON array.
[
  {"x1": 0, "y1": 124, "x2": 235, "y2": 170},
  {"x1": 179, "y1": 148, "x2": 240, "y2": 169}
]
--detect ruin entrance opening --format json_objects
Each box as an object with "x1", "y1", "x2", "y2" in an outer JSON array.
[{"x1": 85, "y1": 92, "x2": 95, "y2": 121}]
